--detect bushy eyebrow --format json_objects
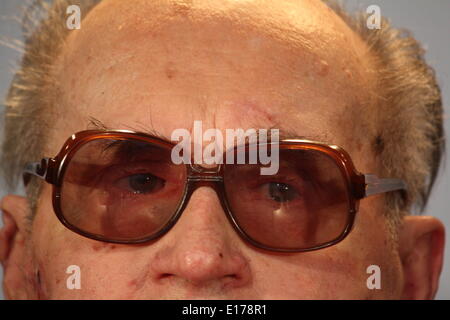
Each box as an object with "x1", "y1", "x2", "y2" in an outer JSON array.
[
  {"x1": 86, "y1": 116, "x2": 171, "y2": 141},
  {"x1": 86, "y1": 116, "x2": 331, "y2": 144}
]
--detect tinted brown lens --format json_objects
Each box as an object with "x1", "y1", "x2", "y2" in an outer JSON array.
[
  {"x1": 224, "y1": 147, "x2": 350, "y2": 250},
  {"x1": 60, "y1": 137, "x2": 186, "y2": 241}
]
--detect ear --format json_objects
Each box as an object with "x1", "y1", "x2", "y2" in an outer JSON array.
[
  {"x1": 0, "y1": 194, "x2": 33, "y2": 299},
  {"x1": 398, "y1": 215, "x2": 445, "y2": 300}
]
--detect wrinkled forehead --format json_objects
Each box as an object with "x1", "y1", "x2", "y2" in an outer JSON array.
[
  {"x1": 62, "y1": 0, "x2": 372, "y2": 77},
  {"x1": 52, "y1": 0, "x2": 377, "y2": 164}
]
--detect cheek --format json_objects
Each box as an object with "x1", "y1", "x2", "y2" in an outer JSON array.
[
  {"x1": 345, "y1": 199, "x2": 404, "y2": 298},
  {"x1": 248, "y1": 202, "x2": 403, "y2": 299},
  {"x1": 30, "y1": 185, "x2": 145, "y2": 299},
  {"x1": 250, "y1": 248, "x2": 367, "y2": 299}
]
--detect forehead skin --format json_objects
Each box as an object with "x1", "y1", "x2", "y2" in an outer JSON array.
[
  {"x1": 52, "y1": 0, "x2": 377, "y2": 158},
  {"x1": 28, "y1": 0, "x2": 402, "y2": 299}
]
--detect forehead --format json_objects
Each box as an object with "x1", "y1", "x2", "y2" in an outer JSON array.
[{"x1": 52, "y1": 0, "x2": 376, "y2": 165}]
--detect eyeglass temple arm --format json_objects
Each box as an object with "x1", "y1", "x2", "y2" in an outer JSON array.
[
  {"x1": 23, "y1": 158, "x2": 51, "y2": 186},
  {"x1": 364, "y1": 174, "x2": 407, "y2": 197},
  {"x1": 23, "y1": 159, "x2": 407, "y2": 197}
]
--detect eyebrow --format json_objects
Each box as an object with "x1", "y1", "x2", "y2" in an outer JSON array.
[
  {"x1": 86, "y1": 117, "x2": 330, "y2": 144},
  {"x1": 264, "y1": 125, "x2": 331, "y2": 143},
  {"x1": 86, "y1": 117, "x2": 171, "y2": 141}
]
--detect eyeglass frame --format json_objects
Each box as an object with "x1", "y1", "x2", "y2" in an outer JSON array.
[{"x1": 23, "y1": 129, "x2": 407, "y2": 252}]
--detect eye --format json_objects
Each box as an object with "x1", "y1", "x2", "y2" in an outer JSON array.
[
  {"x1": 267, "y1": 182, "x2": 299, "y2": 203},
  {"x1": 115, "y1": 173, "x2": 165, "y2": 194}
]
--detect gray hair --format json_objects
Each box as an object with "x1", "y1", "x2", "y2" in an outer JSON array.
[{"x1": 1, "y1": 0, "x2": 444, "y2": 234}]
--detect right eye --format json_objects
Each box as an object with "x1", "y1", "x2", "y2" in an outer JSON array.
[
  {"x1": 266, "y1": 182, "x2": 300, "y2": 203},
  {"x1": 114, "y1": 173, "x2": 165, "y2": 195}
]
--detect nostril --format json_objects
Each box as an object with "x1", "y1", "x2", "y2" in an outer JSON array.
[{"x1": 160, "y1": 273, "x2": 173, "y2": 280}]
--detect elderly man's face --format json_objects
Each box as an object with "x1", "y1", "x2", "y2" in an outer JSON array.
[{"x1": 0, "y1": 0, "x2": 444, "y2": 299}]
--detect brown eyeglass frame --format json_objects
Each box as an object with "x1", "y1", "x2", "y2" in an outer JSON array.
[{"x1": 23, "y1": 129, "x2": 407, "y2": 252}]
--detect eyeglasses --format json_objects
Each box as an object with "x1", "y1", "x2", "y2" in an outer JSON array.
[{"x1": 23, "y1": 129, "x2": 406, "y2": 252}]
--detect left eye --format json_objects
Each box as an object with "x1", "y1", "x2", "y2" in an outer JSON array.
[
  {"x1": 115, "y1": 173, "x2": 165, "y2": 194},
  {"x1": 267, "y1": 182, "x2": 300, "y2": 203}
]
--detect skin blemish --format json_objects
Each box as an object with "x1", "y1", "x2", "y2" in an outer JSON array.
[
  {"x1": 172, "y1": 0, "x2": 193, "y2": 17},
  {"x1": 344, "y1": 68, "x2": 353, "y2": 79},
  {"x1": 91, "y1": 242, "x2": 117, "y2": 252},
  {"x1": 231, "y1": 99, "x2": 276, "y2": 127},
  {"x1": 373, "y1": 134, "x2": 384, "y2": 155},
  {"x1": 92, "y1": 243, "x2": 103, "y2": 251},
  {"x1": 316, "y1": 59, "x2": 329, "y2": 77},
  {"x1": 128, "y1": 269, "x2": 150, "y2": 291},
  {"x1": 128, "y1": 279, "x2": 137, "y2": 287},
  {"x1": 165, "y1": 63, "x2": 177, "y2": 79}
]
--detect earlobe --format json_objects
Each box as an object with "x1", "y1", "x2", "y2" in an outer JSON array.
[
  {"x1": 398, "y1": 215, "x2": 445, "y2": 300},
  {"x1": 0, "y1": 194, "x2": 33, "y2": 299}
]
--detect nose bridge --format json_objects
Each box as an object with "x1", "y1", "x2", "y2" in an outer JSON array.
[
  {"x1": 185, "y1": 164, "x2": 225, "y2": 207},
  {"x1": 188, "y1": 163, "x2": 223, "y2": 182},
  {"x1": 165, "y1": 163, "x2": 243, "y2": 251},
  {"x1": 182, "y1": 163, "x2": 230, "y2": 223}
]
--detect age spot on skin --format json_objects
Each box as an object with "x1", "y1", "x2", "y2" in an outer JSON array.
[
  {"x1": 165, "y1": 63, "x2": 177, "y2": 79},
  {"x1": 91, "y1": 242, "x2": 117, "y2": 252},
  {"x1": 373, "y1": 134, "x2": 384, "y2": 155}
]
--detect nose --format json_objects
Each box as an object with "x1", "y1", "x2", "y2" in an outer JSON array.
[{"x1": 149, "y1": 186, "x2": 251, "y2": 290}]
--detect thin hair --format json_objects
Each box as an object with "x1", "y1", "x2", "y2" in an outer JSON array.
[
  {"x1": 0, "y1": 0, "x2": 445, "y2": 234},
  {"x1": 322, "y1": 1, "x2": 445, "y2": 231},
  {"x1": 1, "y1": 0, "x2": 101, "y2": 218}
]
